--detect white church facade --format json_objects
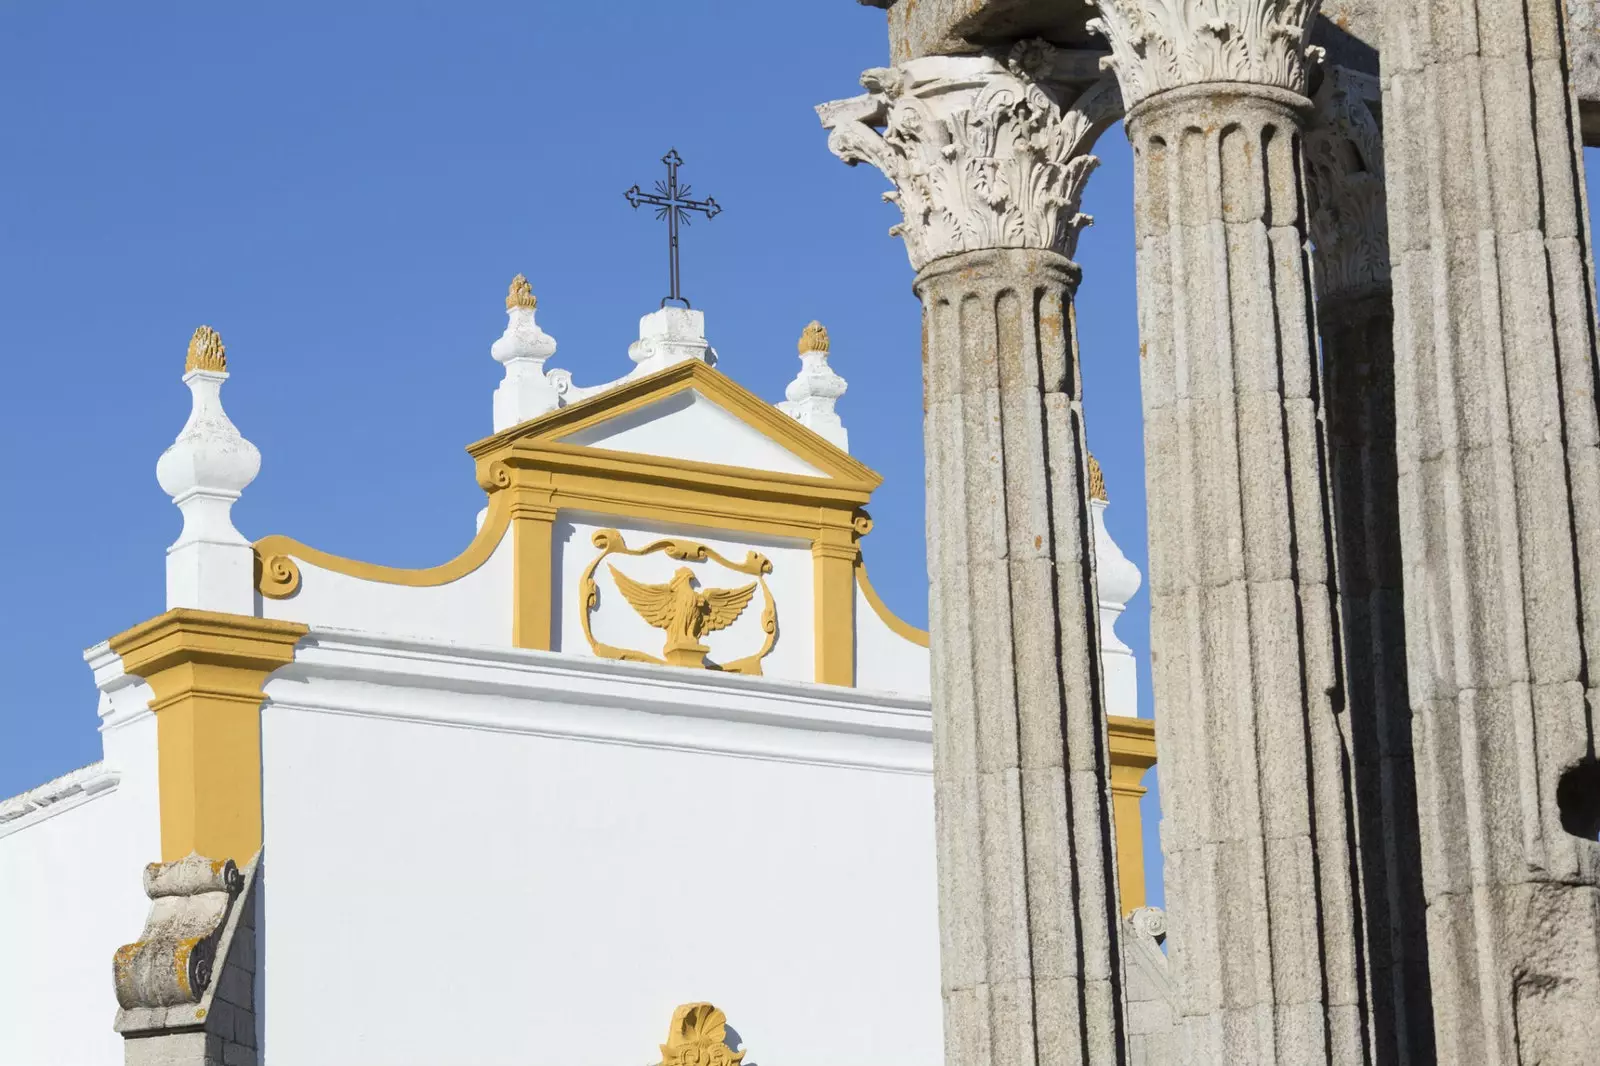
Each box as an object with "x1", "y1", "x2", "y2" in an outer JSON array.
[{"x1": 0, "y1": 280, "x2": 1157, "y2": 1066}]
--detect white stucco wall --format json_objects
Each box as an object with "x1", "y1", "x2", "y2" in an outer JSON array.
[
  {"x1": 559, "y1": 389, "x2": 827, "y2": 478},
  {"x1": 853, "y1": 582, "x2": 931, "y2": 699},
  {"x1": 258, "y1": 631, "x2": 939, "y2": 1066},
  {"x1": 259, "y1": 531, "x2": 513, "y2": 646},
  {"x1": 554, "y1": 515, "x2": 816, "y2": 684},
  {"x1": 0, "y1": 656, "x2": 160, "y2": 1066}
]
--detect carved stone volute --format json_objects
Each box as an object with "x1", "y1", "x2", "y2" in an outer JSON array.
[{"x1": 818, "y1": 41, "x2": 1123, "y2": 270}]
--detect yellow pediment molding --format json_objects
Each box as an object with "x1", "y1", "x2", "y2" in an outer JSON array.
[
  {"x1": 251, "y1": 360, "x2": 882, "y2": 686},
  {"x1": 466, "y1": 359, "x2": 882, "y2": 491}
]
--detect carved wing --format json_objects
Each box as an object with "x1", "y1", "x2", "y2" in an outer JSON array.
[
  {"x1": 608, "y1": 565, "x2": 676, "y2": 629},
  {"x1": 700, "y1": 581, "x2": 757, "y2": 634}
]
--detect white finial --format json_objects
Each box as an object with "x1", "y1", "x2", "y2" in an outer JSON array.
[
  {"x1": 627, "y1": 306, "x2": 716, "y2": 377},
  {"x1": 491, "y1": 274, "x2": 564, "y2": 431},
  {"x1": 155, "y1": 327, "x2": 261, "y2": 614},
  {"x1": 1089, "y1": 454, "x2": 1142, "y2": 717},
  {"x1": 777, "y1": 321, "x2": 849, "y2": 452}
]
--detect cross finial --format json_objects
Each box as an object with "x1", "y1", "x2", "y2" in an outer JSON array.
[{"x1": 625, "y1": 149, "x2": 722, "y2": 309}]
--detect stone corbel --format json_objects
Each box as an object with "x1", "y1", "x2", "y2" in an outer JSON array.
[{"x1": 115, "y1": 853, "x2": 261, "y2": 1066}]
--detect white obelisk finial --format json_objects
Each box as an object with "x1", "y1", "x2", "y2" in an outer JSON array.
[
  {"x1": 154, "y1": 326, "x2": 261, "y2": 614},
  {"x1": 490, "y1": 274, "x2": 562, "y2": 431},
  {"x1": 777, "y1": 321, "x2": 849, "y2": 452}
]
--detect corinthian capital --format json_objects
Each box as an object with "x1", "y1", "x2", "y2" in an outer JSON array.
[
  {"x1": 1087, "y1": 0, "x2": 1324, "y2": 112},
  {"x1": 817, "y1": 42, "x2": 1122, "y2": 271},
  {"x1": 1305, "y1": 65, "x2": 1389, "y2": 301}
]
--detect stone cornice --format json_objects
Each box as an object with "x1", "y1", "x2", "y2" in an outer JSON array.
[
  {"x1": 819, "y1": 42, "x2": 1123, "y2": 271},
  {"x1": 1087, "y1": 0, "x2": 1324, "y2": 112},
  {"x1": 1305, "y1": 65, "x2": 1389, "y2": 300}
]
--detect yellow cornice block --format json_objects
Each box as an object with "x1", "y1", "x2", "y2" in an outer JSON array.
[{"x1": 109, "y1": 609, "x2": 307, "y2": 862}]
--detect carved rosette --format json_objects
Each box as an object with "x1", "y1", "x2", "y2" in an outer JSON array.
[
  {"x1": 819, "y1": 42, "x2": 1122, "y2": 270},
  {"x1": 1304, "y1": 66, "x2": 1389, "y2": 302},
  {"x1": 1087, "y1": 0, "x2": 1324, "y2": 112}
]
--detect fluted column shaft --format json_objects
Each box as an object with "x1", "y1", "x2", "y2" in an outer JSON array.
[
  {"x1": 1126, "y1": 83, "x2": 1365, "y2": 1065},
  {"x1": 821, "y1": 48, "x2": 1130, "y2": 1066},
  {"x1": 1382, "y1": 2, "x2": 1600, "y2": 1062},
  {"x1": 1319, "y1": 291, "x2": 1434, "y2": 1066},
  {"x1": 1306, "y1": 63, "x2": 1436, "y2": 1066},
  {"x1": 918, "y1": 247, "x2": 1126, "y2": 1066}
]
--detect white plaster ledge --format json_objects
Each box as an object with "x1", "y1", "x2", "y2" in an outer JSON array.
[
  {"x1": 266, "y1": 628, "x2": 934, "y2": 774},
  {"x1": 0, "y1": 761, "x2": 121, "y2": 838}
]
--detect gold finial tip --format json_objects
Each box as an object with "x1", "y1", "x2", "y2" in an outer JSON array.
[
  {"x1": 799, "y1": 320, "x2": 829, "y2": 354},
  {"x1": 507, "y1": 273, "x2": 537, "y2": 310},
  {"x1": 1088, "y1": 454, "x2": 1108, "y2": 503},
  {"x1": 185, "y1": 326, "x2": 227, "y2": 373}
]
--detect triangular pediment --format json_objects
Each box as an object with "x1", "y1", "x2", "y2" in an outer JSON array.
[{"x1": 472, "y1": 360, "x2": 880, "y2": 489}]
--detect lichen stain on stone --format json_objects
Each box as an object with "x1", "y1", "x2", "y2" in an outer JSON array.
[
  {"x1": 173, "y1": 936, "x2": 204, "y2": 998},
  {"x1": 1035, "y1": 535, "x2": 1043, "y2": 550}
]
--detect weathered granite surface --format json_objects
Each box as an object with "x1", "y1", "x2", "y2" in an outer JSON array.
[
  {"x1": 822, "y1": 47, "x2": 1131, "y2": 1064},
  {"x1": 115, "y1": 855, "x2": 260, "y2": 1066},
  {"x1": 1306, "y1": 64, "x2": 1436, "y2": 1066},
  {"x1": 1090, "y1": 5, "x2": 1369, "y2": 1063},
  {"x1": 1382, "y1": 1, "x2": 1600, "y2": 1061}
]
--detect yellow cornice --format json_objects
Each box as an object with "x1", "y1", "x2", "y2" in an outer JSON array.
[
  {"x1": 109, "y1": 609, "x2": 307, "y2": 862},
  {"x1": 255, "y1": 485, "x2": 513, "y2": 599},
  {"x1": 1106, "y1": 714, "x2": 1158, "y2": 914},
  {"x1": 468, "y1": 359, "x2": 882, "y2": 489},
  {"x1": 855, "y1": 558, "x2": 929, "y2": 649}
]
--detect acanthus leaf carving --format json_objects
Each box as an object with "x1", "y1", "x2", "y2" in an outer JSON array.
[
  {"x1": 1086, "y1": 0, "x2": 1325, "y2": 112},
  {"x1": 1304, "y1": 65, "x2": 1389, "y2": 302},
  {"x1": 819, "y1": 42, "x2": 1123, "y2": 271}
]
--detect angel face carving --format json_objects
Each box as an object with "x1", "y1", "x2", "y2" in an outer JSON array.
[
  {"x1": 579, "y1": 529, "x2": 779, "y2": 675},
  {"x1": 609, "y1": 564, "x2": 757, "y2": 667}
]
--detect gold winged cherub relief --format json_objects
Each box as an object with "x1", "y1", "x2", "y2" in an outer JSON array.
[{"x1": 579, "y1": 529, "x2": 778, "y2": 674}]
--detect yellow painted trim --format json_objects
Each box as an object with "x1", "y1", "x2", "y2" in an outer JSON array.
[
  {"x1": 855, "y1": 558, "x2": 930, "y2": 648},
  {"x1": 108, "y1": 609, "x2": 308, "y2": 863},
  {"x1": 469, "y1": 359, "x2": 882, "y2": 488},
  {"x1": 1107, "y1": 715, "x2": 1158, "y2": 915},
  {"x1": 250, "y1": 361, "x2": 884, "y2": 685},
  {"x1": 254, "y1": 489, "x2": 513, "y2": 599},
  {"x1": 813, "y1": 529, "x2": 857, "y2": 686}
]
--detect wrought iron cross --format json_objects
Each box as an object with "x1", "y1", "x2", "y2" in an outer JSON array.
[{"x1": 625, "y1": 149, "x2": 721, "y2": 309}]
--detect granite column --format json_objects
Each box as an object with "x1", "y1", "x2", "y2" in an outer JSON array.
[
  {"x1": 1088, "y1": 4, "x2": 1368, "y2": 1062},
  {"x1": 1305, "y1": 65, "x2": 1435, "y2": 1066},
  {"x1": 822, "y1": 47, "x2": 1130, "y2": 1065},
  {"x1": 1381, "y1": 2, "x2": 1600, "y2": 1061}
]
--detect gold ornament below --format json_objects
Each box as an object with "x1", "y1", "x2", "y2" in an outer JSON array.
[
  {"x1": 656, "y1": 1003, "x2": 746, "y2": 1066},
  {"x1": 1088, "y1": 453, "x2": 1108, "y2": 503}
]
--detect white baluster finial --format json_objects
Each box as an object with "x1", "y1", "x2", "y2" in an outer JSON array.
[
  {"x1": 777, "y1": 321, "x2": 849, "y2": 452},
  {"x1": 154, "y1": 326, "x2": 261, "y2": 614},
  {"x1": 491, "y1": 274, "x2": 563, "y2": 431},
  {"x1": 1088, "y1": 455, "x2": 1143, "y2": 718}
]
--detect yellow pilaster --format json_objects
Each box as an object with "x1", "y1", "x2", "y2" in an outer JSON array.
[
  {"x1": 108, "y1": 609, "x2": 307, "y2": 862},
  {"x1": 505, "y1": 467, "x2": 557, "y2": 652},
  {"x1": 812, "y1": 525, "x2": 857, "y2": 686},
  {"x1": 1107, "y1": 714, "x2": 1159, "y2": 914}
]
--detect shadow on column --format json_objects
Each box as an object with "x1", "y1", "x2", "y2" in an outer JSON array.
[{"x1": 1321, "y1": 291, "x2": 1436, "y2": 1066}]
